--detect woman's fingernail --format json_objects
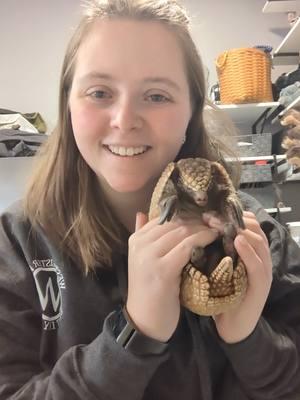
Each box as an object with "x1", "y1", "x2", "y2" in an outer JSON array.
[
  {"x1": 202, "y1": 212, "x2": 210, "y2": 220},
  {"x1": 236, "y1": 235, "x2": 246, "y2": 245}
]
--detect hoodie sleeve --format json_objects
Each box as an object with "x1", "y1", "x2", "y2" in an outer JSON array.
[
  {"x1": 0, "y1": 208, "x2": 169, "y2": 400},
  {"x1": 215, "y1": 192, "x2": 300, "y2": 399}
]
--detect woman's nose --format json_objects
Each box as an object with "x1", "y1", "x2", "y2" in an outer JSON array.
[{"x1": 110, "y1": 97, "x2": 143, "y2": 132}]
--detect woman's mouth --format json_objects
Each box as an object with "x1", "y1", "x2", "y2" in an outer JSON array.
[{"x1": 104, "y1": 145, "x2": 149, "y2": 157}]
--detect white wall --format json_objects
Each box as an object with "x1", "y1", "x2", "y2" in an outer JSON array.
[
  {"x1": 0, "y1": 0, "x2": 82, "y2": 132},
  {"x1": 183, "y1": 0, "x2": 289, "y2": 87},
  {"x1": 0, "y1": 0, "x2": 291, "y2": 131}
]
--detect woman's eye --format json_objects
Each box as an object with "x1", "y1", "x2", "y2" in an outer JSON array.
[
  {"x1": 88, "y1": 90, "x2": 111, "y2": 99},
  {"x1": 147, "y1": 94, "x2": 170, "y2": 103}
]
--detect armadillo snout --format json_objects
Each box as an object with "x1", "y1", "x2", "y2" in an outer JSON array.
[{"x1": 194, "y1": 191, "x2": 208, "y2": 206}]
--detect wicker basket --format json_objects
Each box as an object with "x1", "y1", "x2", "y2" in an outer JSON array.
[{"x1": 216, "y1": 48, "x2": 273, "y2": 104}]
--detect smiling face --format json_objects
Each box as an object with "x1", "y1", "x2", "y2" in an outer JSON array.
[{"x1": 69, "y1": 18, "x2": 192, "y2": 195}]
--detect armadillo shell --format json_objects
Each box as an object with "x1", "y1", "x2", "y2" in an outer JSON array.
[
  {"x1": 180, "y1": 257, "x2": 247, "y2": 316},
  {"x1": 149, "y1": 162, "x2": 176, "y2": 220}
]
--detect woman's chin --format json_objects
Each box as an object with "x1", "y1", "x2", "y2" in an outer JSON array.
[
  {"x1": 102, "y1": 177, "x2": 152, "y2": 194},
  {"x1": 112, "y1": 182, "x2": 149, "y2": 194}
]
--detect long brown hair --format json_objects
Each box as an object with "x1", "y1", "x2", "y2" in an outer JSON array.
[{"x1": 24, "y1": 0, "x2": 239, "y2": 274}]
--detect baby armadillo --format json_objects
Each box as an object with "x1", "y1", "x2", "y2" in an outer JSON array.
[{"x1": 149, "y1": 157, "x2": 248, "y2": 316}]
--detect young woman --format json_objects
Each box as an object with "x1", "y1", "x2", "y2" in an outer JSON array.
[{"x1": 0, "y1": 1, "x2": 300, "y2": 399}]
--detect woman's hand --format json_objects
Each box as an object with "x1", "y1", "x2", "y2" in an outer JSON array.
[
  {"x1": 126, "y1": 212, "x2": 218, "y2": 342},
  {"x1": 204, "y1": 211, "x2": 273, "y2": 344}
]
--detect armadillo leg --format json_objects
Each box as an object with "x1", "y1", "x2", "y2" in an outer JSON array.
[
  {"x1": 191, "y1": 246, "x2": 206, "y2": 267},
  {"x1": 223, "y1": 222, "x2": 238, "y2": 264},
  {"x1": 158, "y1": 195, "x2": 178, "y2": 224}
]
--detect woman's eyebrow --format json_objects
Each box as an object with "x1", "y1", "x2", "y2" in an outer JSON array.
[
  {"x1": 77, "y1": 72, "x2": 113, "y2": 85},
  {"x1": 142, "y1": 77, "x2": 181, "y2": 92},
  {"x1": 77, "y1": 72, "x2": 181, "y2": 91}
]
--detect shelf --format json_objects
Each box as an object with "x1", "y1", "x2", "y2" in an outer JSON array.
[
  {"x1": 272, "y1": 53, "x2": 299, "y2": 65},
  {"x1": 226, "y1": 155, "x2": 286, "y2": 162},
  {"x1": 265, "y1": 207, "x2": 292, "y2": 213},
  {"x1": 277, "y1": 94, "x2": 300, "y2": 118},
  {"x1": 217, "y1": 102, "x2": 280, "y2": 125},
  {"x1": 263, "y1": 1, "x2": 300, "y2": 13},
  {"x1": 274, "y1": 17, "x2": 300, "y2": 54},
  {"x1": 271, "y1": 94, "x2": 300, "y2": 122},
  {"x1": 286, "y1": 221, "x2": 300, "y2": 245},
  {"x1": 286, "y1": 170, "x2": 300, "y2": 180},
  {"x1": 287, "y1": 221, "x2": 300, "y2": 226}
]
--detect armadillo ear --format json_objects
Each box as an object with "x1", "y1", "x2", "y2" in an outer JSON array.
[
  {"x1": 169, "y1": 164, "x2": 180, "y2": 186},
  {"x1": 227, "y1": 197, "x2": 245, "y2": 230}
]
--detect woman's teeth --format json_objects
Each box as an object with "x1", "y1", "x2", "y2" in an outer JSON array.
[{"x1": 107, "y1": 145, "x2": 148, "y2": 156}]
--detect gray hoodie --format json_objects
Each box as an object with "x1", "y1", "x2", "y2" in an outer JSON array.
[{"x1": 0, "y1": 192, "x2": 300, "y2": 400}]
